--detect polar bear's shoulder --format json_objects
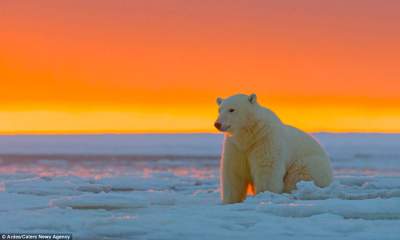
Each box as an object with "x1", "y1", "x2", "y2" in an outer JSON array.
[
  {"x1": 283, "y1": 124, "x2": 326, "y2": 157},
  {"x1": 256, "y1": 106, "x2": 282, "y2": 125}
]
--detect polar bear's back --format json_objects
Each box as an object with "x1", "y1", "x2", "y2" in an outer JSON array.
[
  {"x1": 283, "y1": 125, "x2": 333, "y2": 189},
  {"x1": 283, "y1": 125, "x2": 328, "y2": 160}
]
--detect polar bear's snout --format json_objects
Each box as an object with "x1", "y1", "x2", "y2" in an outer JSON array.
[
  {"x1": 214, "y1": 121, "x2": 222, "y2": 130},
  {"x1": 214, "y1": 121, "x2": 230, "y2": 132}
]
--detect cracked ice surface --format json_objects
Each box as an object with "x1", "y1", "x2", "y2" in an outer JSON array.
[{"x1": 0, "y1": 133, "x2": 399, "y2": 240}]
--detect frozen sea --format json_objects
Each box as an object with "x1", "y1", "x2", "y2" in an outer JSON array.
[{"x1": 0, "y1": 133, "x2": 399, "y2": 240}]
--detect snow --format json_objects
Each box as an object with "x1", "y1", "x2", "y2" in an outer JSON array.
[
  {"x1": 0, "y1": 133, "x2": 399, "y2": 239},
  {"x1": 0, "y1": 134, "x2": 223, "y2": 155}
]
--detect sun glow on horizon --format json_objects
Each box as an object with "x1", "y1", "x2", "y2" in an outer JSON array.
[{"x1": 1, "y1": 97, "x2": 399, "y2": 134}]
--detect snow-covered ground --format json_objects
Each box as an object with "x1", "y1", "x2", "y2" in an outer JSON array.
[{"x1": 0, "y1": 133, "x2": 399, "y2": 239}]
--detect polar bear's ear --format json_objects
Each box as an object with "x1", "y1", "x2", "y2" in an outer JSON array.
[
  {"x1": 249, "y1": 94, "x2": 257, "y2": 104},
  {"x1": 216, "y1": 97, "x2": 223, "y2": 105}
]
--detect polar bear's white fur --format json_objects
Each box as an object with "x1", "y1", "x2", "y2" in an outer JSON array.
[{"x1": 215, "y1": 93, "x2": 333, "y2": 204}]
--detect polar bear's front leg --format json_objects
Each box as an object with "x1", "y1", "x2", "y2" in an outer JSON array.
[
  {"x1": 248, "y1": 142, "x2": 285, "y2": 194},
  {"x1": 220, "y1": 139, "x2": 250, "y2": 204}
]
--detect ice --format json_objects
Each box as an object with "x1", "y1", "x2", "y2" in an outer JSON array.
[
  {"x1": 0, "y1": 192, "x2": 50, "y2": 211},
  {"x1": 96, "y1": 174, "x2": 181, "y2": 191},
  {"x1": 0, "y1": 134, "x2": 223, "y2": 156},
  {"x1": 290, "y1": 179, "x2": 400, "y2": 200},
  {"x1": 0, "y1": 133, "x2": 399, "y2": 239},
  {"x1": 243, "y1": 181, "x2": 400, "y2": 220},
  {"x1": 51, "y1": 191, "x2": 176, "y2": 210},
  {"x1": 5, "y1": 176, "x2": 88, "y2": 196}
]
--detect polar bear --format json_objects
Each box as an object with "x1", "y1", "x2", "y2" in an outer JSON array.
[{"x1": 215, "y1": 93, "x2": 333, "y2": 204}]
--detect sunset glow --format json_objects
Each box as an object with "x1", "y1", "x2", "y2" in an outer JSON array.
[{"x1": 1, "y1": 1, "x2": 399, "y2": 134}]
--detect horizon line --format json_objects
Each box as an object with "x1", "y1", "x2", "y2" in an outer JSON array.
[{"x1": 0, "y1": 130, "x2": 399, "y2": 136}]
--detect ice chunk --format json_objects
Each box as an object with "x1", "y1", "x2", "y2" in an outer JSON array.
[{"x1": 51, "y1": 191, "x2": 176, "y2": 210}]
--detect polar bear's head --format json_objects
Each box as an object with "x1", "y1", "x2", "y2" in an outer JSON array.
[{"x1": 214, "y1": 93, "x2": 258, "y2": 134}]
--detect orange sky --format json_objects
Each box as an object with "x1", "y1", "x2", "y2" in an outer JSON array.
[{"x1": 1, "y1": 0, "x2": 400, "y2": 134}]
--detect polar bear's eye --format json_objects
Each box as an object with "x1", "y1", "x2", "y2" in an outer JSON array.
[{"x1": 229, "y1": 108, "x2": 235, "y2": 113}]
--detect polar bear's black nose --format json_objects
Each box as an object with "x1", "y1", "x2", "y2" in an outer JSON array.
[{"x1": 214, "y1": 122, "x2": 222, "y2": 130}]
